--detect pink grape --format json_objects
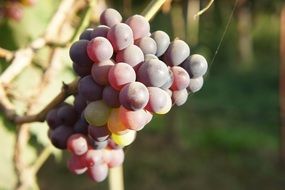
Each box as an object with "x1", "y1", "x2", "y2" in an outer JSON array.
[
  {"x1": 145, "y1": 87, "x2": 172, "y2": 114},
  {"x1": 119, "y1": 82, "x2": 149, "y2": 111},
  {"x1": 119, "y1": 106, "x2": 151, "y2": 131},
  {"x1": 91, "y1": 59, "x2": 115, "y2": 85},
  {"x1": 125, "y1": 15, "x2": 150, "y2": 40},
  {"x1": 107, "y1": 23, "x2": 134, "y2": 51},
  {"x1": 116, "y1": 44, "x2": 144, "y2": 67},
  {"x1": 170, "y1": 66, "x2": 190, "y2": 90},
  {"x1": 87, "y1": 37, "x2": 113, "y2": 63},
  {"x1": 67, "y1": 134, "x2": 88, "y2": 156},
  {"x1": 108, "y1": 62, "x2": 136, "y2": 90},
  {"x1": 85, "y1": 149, "x2": 104, "y2": 167},
  {"x1": 88, "y1": 163, "x2": 109, "y2": 182},
  {"x1": 67, "y1": 154, "x2": 87, "y2": 175},
  {"x1": 88, "y1": 125, "x2": 110, "y2": 142},
  {"x1": 108, "y1": 148, "x2": 125, "y2": 168},
  {"x1": 100, "y1": 8, "x2": 122, "y2": 27},
  {"x1": 150, "y1": 30, "x2": 170, "y2": 57},
  {"x1": 102, "y1": 86, "x2": 120, "y2": 108},
  {"x1": 163, "y1": 39, "x2": 190, "y2": 66}
]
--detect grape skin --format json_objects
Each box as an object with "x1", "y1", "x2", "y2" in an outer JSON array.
[
  {"x1": 172, "y1": 88, "x2": 188, "y2": 106},
  {"x1": 134, "y1": 36, "x2": 157, "y2": 55},
  {"x1": 87, "y1": 37, "x2": 113, "y2": 63},
  {"x1": 79, "y1": 28, "x2": 94, "y2": 40},
  {"x1": 145, "y1": 87, "x2": 172, "y2": 114},
  {"x1": 119, "y1": 82, "x2": 149, "y2": 111},
  {"x1": 181, "y1": 54, "x2": 208, "y2": 78},
  {"x1": 170, "y1": 66, "x2": 190, "y2": 90},
  {"x1": 84, "y1": 100, "x2": 111, "y2": 127},
  {"x1": 91, "y1": 59, "x2": 115, "y2": 86},
  {"x1": 91, "y1": 25, "x2": 110, "y2": 39},
  {"x1": 102, "y1": 86, "x2": 120, "y2": 108},
  {"x1": 78, "y1": 75, "x2": 103, "y2": 101},
  {"x1": 163, "y1": 39, "x2": 190, "y2": 66},
  {"x1": 150, "y1": 30, "x2": 170, "y2": 57},
  {"x1": 69, "y1": 40, "x2": 93, "y2": 66},
  {"x1": 100, "y1": 8, "x2": 122, "y2": 27},
  {"x1": 107, "y1": 23, "x2": 134, "y2": 51},
  {"x1": 116, "y1": 44, "x2": 144, "y2": 67},
  {"x1": 126, "y1": 15, "x2": 150, "y2": 40},
  {"x1": 187, "y1": 77, "x2": 204, "y2": 93}
]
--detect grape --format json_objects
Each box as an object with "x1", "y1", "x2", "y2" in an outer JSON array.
[
  {"x1": 57, "y1": 104, "x2": 78, "y2": 125},
  {"x1": 73, "y1": 115, "x2": 89, "y2": 134},
  {"x1": 102, "y1": 86, "x2": 120, "y2": 108},
  {"x1": 119, "y1": 82, "x2": 149, "y2": 110},
  {"x1": 116, "y1": 44, "x2": 144, "y2": 67},
  {"x1": 187, "y1": 77, "x2": 204, "y2": 93},
  {"x1": 92, "y1": 139, "x2": 108, "y2": 150},
  {"x1": 87, "y1": 37, "x2": 113, "y2": 63},
  {"x1": 119, "y1": 106, "x2": 151, "y2": 131},
  {"x1": 46, "y1": 109, "x2": 61, "y2": 129},
  {"x1": 172, "y1": 89, "x2": 188, "y2": 106},
  {"x1": 84, "y1": 100, "x2": 111, "y2": 127},
  {"x1": 163, "y1": 39, "x2": 190, "y2": 66},
  {"x1": 74, "y1": 94, "x2": 87, "y2": 114},
  {"x1": 150, "y1": 31, "x2": 170, "y2": 57},
  {"x1": 69, "y1": 40, "x2": 93, "y2": 66},
  {"x1": 91, "y1": 59, "x2": 115, "y2": 86},
  {"x1": 145, "y1": 87, "x2": 172, "y2": 114},
  {"x1": 111, "y1": 130, "x2": 136, "y2": 147},
  {"x1": 88, "y1": 125, "x2": 110, "y2": 142},
  {"x1": 91, "y1": 25, "x2": 110, "y2": 39},
  {"x1": 170, "y1": 66, "x2": 190, "y2": 90},
  {"x1": 108, "y1": 139, "x2": 123, "y2": 149},
  {"x1": 67, "y1": 134, "x2": 88, "y2": 156},
  {"x1": 164, "y1": 89, "x2": 172, "y2": 97},
  {"x1": 181, "y1": 54, "x2": 208, "y2": 78},
  {"x1": 137, "y1": 59, "x2": 170, "y2": 87},
  {"x1": 107, "y1": 23, "x2": 134, "y2": 51},
  {"x1": 125, "y1": 15, "x2": 150, "y2": 40},
  {"x1": 85, "y1": 149, "x2": 104, "y2": 167},
  {"x1": 50, "y1": 125, "x2": 74, "y2": 149},
  {"x1": 108, "y1": 62, "x2": 136, "y2": 90},
  {"x1": 144, "y1": 54, "x2": 158, "y2": 62},
  {"x1": 134, "y1": 37, "x2": 157, "y2": 55},
  {"x1": 79, "y1": 28, "x2": 94, "y2": 40},
  {"x1": 100, "y1": 8, "x2": 122, "y2": 27},
  {"x1": 67, "y1": 154, "x2": 87, "y2": 175},
  {"x1": 78, "y1": 76, "x2": 103, "y2": 101},
  {"x1": 88, "y1": 163, "x2": 108, "y2": 182},
  {"x1": 107, "y1": 109, "x2": 129, "y2": 135},
  {"x1": 161, "y1": 68, "x2": 173, "y2": 89},
  {"x1": 72, "y1": 62, "x2": 92, "y2": 77},
  {"x1": 108, "y1": 149, "x2": 124, "y2": 168}
]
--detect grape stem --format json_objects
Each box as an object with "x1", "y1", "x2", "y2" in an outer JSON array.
[{"x1": 194, "y1": 0, "x2": 214, "y2": 19}]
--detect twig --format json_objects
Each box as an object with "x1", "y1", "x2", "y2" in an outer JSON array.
[
  {"x1": 194, "y1": 0, "x2": 214, "y2": 19},
  {"x1": 141, "y1": 0, "x2": 167, "y2": 21},
  {"x1": 14, "y1": 78, "x2": 79, "y2": 124}
]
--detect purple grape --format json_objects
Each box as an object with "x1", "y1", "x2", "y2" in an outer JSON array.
[
  {"x1": 100, "y1": 8, "x2": 122, "y2": 27},
  {"x1": 57, "y1": 104, "x2": 78, "y2": 126},
  {"x1": 78, "y1": 75, "x2": 103, "y2": 101},
  {"x1": 88, "y1": 125, "x2": 110, "y2": 142},
  {"x1": 151, "y1": 31, "x2": 170, "y2": 57},
  {"x1": 69, "y1": 40, "x2": 93, "y2": 65},
  {"x1": 72, "y1": 62, "x2": 92, "y2": 77},
  {"x1": 46, "y1": 109, "x2": 61, "y2": 129},
  {"x1": 79, "y1": 28, "x2": 94, "y2": 40},
  {"x1": 91, "y1": 25, "x2": 110, "y2": 39},
  {"x1": 137, "y1": 59, "x2": 170, "y2": 87},
  {"x1": 50, "y1": 125, "x2": 74, "y2": 149},
  {"x1": 119, "y1": 82, "x2": 149, "y2": 110},
  {"x1": 134, "y1": 37, "x2": 157, "y2": 55},
  {"x1": 73, "y1": 115, "x2": 89, "y2": 134},
  {"x1": 181, "y1": 54, "x2": 208, "y2": 78},
  {"x1": 73, "y1": 94, "x2": 87, "y2": 114},
  {"x1": 163, "y1": 39, "x2": 190, "y2": 66},
  {"x1": 102, "y1": 85, "x2": 120, "y2": 108},
  {"x1": 107, "y1": 23, "x2": 134, "y2": 51},
  {"x1": 170, "y1": 66, "x2": 190, "y2": 90}
]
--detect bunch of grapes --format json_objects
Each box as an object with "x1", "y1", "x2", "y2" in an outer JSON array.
[
  {"x1": 0, "y1": 0, "x2": 36, "y2": 21},
  {"x1": 46, "y1": 8, "x2": 208, "y2": 183}
]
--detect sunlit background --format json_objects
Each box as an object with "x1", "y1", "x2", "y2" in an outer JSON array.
[{"x1": 0, "y1": 0, "x2": 284, "y2": 189}]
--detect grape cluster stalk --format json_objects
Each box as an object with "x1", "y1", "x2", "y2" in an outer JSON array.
[
  {"x1": 45, "y1": 8, "x2": 208, "y2": 183},
  {"x1": 0, "y1": 0, "x2": 36, "y2": 21}
]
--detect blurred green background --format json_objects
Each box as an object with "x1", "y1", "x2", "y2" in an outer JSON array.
[{"x1": 0, "y1": 0, "x2": 284, "y2": 189}]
